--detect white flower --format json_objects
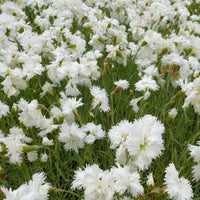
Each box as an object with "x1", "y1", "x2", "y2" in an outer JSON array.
[
  {"x1": 143, "y1": 30, "x2": 165, "y2": 52},
  {"x1": 79, "y1": 51, "x2": 101, "y2": 82},
  {"x1": 40, "y1": 153, "x2": 48, "y2": 163},
  {"x1": 191, "y1": 164, "x2": 200, "y2": 183},
  {"x1": 0, "y1": 100, "x2": 9, "y2": 119},
  {"x1": 126, "y1": 115, "x2": 165, "y2": 170},
  {"x1": 144, "y1": 65, "x2": 158, "y2": 77},
  {"x1": 58, "y1": 122, "x2": 85, "y2": 152},
  {"x1": 65, "y1": 80, "x2": 80, "y2": 96},
  {"x1": 114, "y1": 79, "x2": 129, "y2": 90},
  {"x1": 147, "y1": 173, "x2": 154, "y2": 187},
  {"x1": 108, "y1": 120, "x2": 134, "y2": 149},
  {"x1": 42, "y1": 137, "x2": 54, "y2": 146},
  {"x1": 83, "y1": 122, "x2": 105, "y2": 144},
  {"x1": 1, "y1": 69, "x2": 27, "y2": 97},
  {"x1": 1, "y1": 172, "x2": 51, "y2": 200},
  {"x1": 181, "y1": 77, "x2": 200, "y2": 115},
  {"x1": 72, "y1": 164, "x2": 143, "y2": 200},
  {"x1": 68, "y1": 32, "x2": 86, "y2": 58},
  {"x1": 106, "y1": 44, "x2": 120, "y2": 59},
  {"x1": 0, "y1": 127, "x2": 32, "y2": 164},
  {"x1": 72, "y1": 164, "x2": 114, "y2": 200},
  {"x1": 17, "y1": 98, "x2": 44, "y2": 128},
  {"x1": 109, "y1": 115, "x2": 164, "y2": 170},
  {"x1": 50, "y1": 106, "x2": 63, "y2": 120},
  {"x1": 60, "y1": 92, "x2": 83, "y2": 119},
  {"x1": 188, "y1": 141, "x2": 200, "y2": 181},
  {"x1": 19, "y1": 53, "x2": 44, "y2": 80},
  {"x1": 129, "y1": 96, "x2": 143, "y2": 113},
  {"x1": 144, "y1": 90, "x2": 151, "y2": 100},
  {"x1": 169, "y1": 108, "x2": 178, "y2": 119},
  {"x1": 40, "y1": 82, "x2": 55, "y2": 97},
  {"x1": 135, "y1": 75, "x2": 159, "y2": 92},
  {"x1": 90, "y1": 86, "x2": 110, "y2": 112},
  {"x1": 38, "y1": 118, "x2": 59, "y2": 137},
  {"x1": 27, "y1": 151, "x2": 38, "y2": 162},
  {"x1": 164, "y1": 163, "x2": 193, "y2": 200},
  {"x1": 116, "y1": 144, "x2": 128, "y2": 164},
  {"x1": 61, "y1": 97, "x2": 83, "y2": 115},
  {"x1": 111, "y1": 164, "x2": 144, "y2": 197},
  {"x1": 108, "y1": 120, "x2": 135, "y2": 165}
]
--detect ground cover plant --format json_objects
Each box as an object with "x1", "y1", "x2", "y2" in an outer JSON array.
[{"x1": 0, "y1": 0, "x2": 200, "y2": 199}]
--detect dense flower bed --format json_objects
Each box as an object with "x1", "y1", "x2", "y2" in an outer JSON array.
[{"x1": 0, "y1": 0, "x2": 200, "y2": 199}]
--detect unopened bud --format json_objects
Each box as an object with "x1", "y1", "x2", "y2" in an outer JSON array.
[
  {"x1": 111, "y1": 64, "x2": 115, "y2": 72},
  {"x1": 168, "y1": 108, "x2": 178, "y2": 119},
  {"x1": 130, "y1": 90, "x2": 134, "y2": 99},
  {"x1": 38, "y1": 104, "x2": 47, "y2": 110},
  {"x1": 147, "y1": 173, "x2": 155, "y2": 188},
  {"x1": 111, "y1": 86, "x2": 121, "y2": 95},
  {"x1": 22, "y1": 145, "x2": 41, "y2": 153},
  {"x1": 0, "y1": 166, "x2": 5, "y2": 180}
]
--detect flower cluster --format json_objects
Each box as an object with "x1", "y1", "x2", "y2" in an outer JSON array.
[
  {"x1": 2, "y1": 173, "x2": 51, "y2": 200},
  {"x1": 72, "y1": 164, "x2": 143, "y2": 200}
]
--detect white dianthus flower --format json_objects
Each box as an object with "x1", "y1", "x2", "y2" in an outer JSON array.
[
  {"x1": 40, "y1": 82, "x2": 55, "y2": 97},
  {"x1": 72, "y1": 164, "x2": 144, "y2": 200},
  {"x1": 0, "y1": 100, "x2": 9, "y2": 119},
  {"x1": 126, "y1": 115, "x2": 165, "y2": 170},
  {"x1": 108, "y1": 120, "x2": 134, "y2": 149},
  {"x1": 164, "y1": 163, "x2": 193, "y2": 200},
  {"x1": 40, "y1": 153, "x2": 48, "y2": 163},
  {"x1": 114, "y1": 79, "x2": 129, "y2": 90},
  {"x1": 0, "y1": 127, "x2": 32, "y2": 164},
  {"x1": 58, "y1": 122, "x2": 85, "y2": 152},
  {"x1": 188, "y1": 141, "x2": 200, "y2": 181},
  {"x1": 42, "y1": 137, "x2": 54, "y2": 146},
  {"x1": 50, "y1": 106, "x2": 63, "y2": 120},
  {"x1": 1, "y1": 172, "x2": 51, "y2": 200},
  {"x1": 65, "y1": 80, "x2": 80, "y2": 96},
  {"x1": 38, "y1": 118, "x2": 59, "y2": 137},
  {"x1": 108, "y1": 120, "x2": 135, "y2": 165},
  {"x1": 108, "y1": 115, "x2": 164, "y2": 170},
  {"x1": 1, "y1": 69, "x2": 27, "y2": 97},
  {"x1": 19, "y1": 53, "x2": 44, "y2": 80},
  {"x1": 135, "y1": 75, "x2": 159, "y2": 92},
  {"x1": 111, "y1": 164, "x2": 144, "y2": 197},
  {"x1": 60, "y1": 92, "x2": 83, "y2": 120},
  {"x1": 17, "y1": 98, "x2": 44, "y2": 128},
  {"x1": 72, "y1": 164, "x2": 114, "y2": 200},
  {"x1": 144, "y1": 65, "x2": 158, "y2": 77},
  {"x1": 82, "y1": 122, "x2": 105, "y2": 144},
  {"x1": 129, "y1": 96, "x2": 143, "y2": 113},
  {"x1": 90, "y1": 86, "x2": 110, "y2": 112},
  {"x1": 27, "y1": 151, "x2": 38, "y2": 162},
  {"x1": 181, "y1": 77, "x2": 200, "y2": 115}
]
